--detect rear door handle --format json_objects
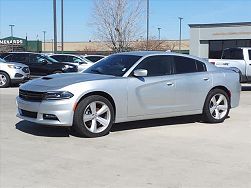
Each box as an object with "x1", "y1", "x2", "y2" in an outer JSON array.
[
  {"x1": 203, "y1": 77, "x2": 210, "y2": 81},
  {"x1": 166, "y1": 82, "x2": 174, "y2": 86}
]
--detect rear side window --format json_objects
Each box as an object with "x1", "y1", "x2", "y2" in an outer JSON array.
[
  {"x1": 135, "y1": 55, "x2": 172, "y2": 77},
  {"x1": 8, "y1": 53, "x2": 29, "y2": 64},
  {"x1": 249, "y1": 50, "x2": 251, "y2": 60},
  {"x1": 222, "y1": 49, "x2": 244, "y2": 60},
  {"x1": 173, "y1": 56, "x2": 206, "y2": 74},
  {"x1": 173, "y1": 56, "x2": 197, "y2": 74},
  {"x1": 3, "y1": 54, "x2": 14, "y2": 62}
]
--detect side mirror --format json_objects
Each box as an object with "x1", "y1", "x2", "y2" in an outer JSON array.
[
  {"x1": 41, "y1": 59, "x2": 48, "y2": 64},
  {"x1": 133, "y1": 69, "x2": 148, "y2": 77}
]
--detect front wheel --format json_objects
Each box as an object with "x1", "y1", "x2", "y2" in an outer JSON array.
[
  {"x1": 73, "y1": 95, "x2": 115, "y2": 137},
  {"x1": 203, "y1": 89, "x2": 230, "y2": 123},
  {"x1": 0, "y1": 72, "x2": 10, "y2": 88}
]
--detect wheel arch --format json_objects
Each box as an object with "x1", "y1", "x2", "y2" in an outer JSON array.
[
  {"x1": 0, "y1": 70, "x2": 10, "y2": 77},
  {"x1": 205, "y1": 86, "x2": 231, "y2": 108},
  {"x1": 210, "y1": 85, "x2": 231, "y2": 99},
  {"x1": 76, "y1": 91, "x2": 116, "y2": 117}
]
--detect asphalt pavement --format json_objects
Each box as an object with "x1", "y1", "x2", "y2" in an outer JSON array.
[{"x1": 0, "y1": 85, "x2": 251, "y2": 188}]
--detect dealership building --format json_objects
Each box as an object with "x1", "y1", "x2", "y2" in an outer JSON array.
[
  {"x1": 0, "y1": 36, "x2": 42, "y2": 52},
  {"x1": 189, "y1": 22, "x2": 251, "y2": 59}
]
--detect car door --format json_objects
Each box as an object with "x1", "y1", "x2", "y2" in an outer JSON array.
[
  {"x1": 127, "y1": 55, "x2": 176, "y2": 117},
  {"x1": 173, "y1": 56, "x2": 211, "y2": 112},
  {"x1": 29, "y1": 54, "x2": 49, "y2": 76}
]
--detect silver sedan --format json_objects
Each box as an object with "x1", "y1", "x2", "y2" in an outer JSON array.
[{"x1": 16, "y1": 51, "x2": 241, "y2": 137}]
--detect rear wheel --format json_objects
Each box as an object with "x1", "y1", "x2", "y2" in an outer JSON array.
[
  {"x1": 203, "y1": 89, "x2": 230, "y2": 123},
  {"x1": 0, "y1": 72, "x2": 10, "y2": 88},
  {"x1": 73, "y1": 95, "x2": 115, "y2": 137}
]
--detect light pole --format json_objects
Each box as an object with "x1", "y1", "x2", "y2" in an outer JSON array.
[
  {"x1": 42, "y1": 31, "x2": 46, "y2": 52},
  {"x1": 61, "y1": 0, "x2": 64, "y2": 53},
  {"x1": 9, "y1": 24, "x2": 15, "y2": 52},
  {"x1": 157, "y1": 27, "x2": 161, "y2": 40},
  {"x1": 178, "y1": 17, "x2": 183, "y2": 52},
  {"x1": 53, "y1": 0, "x2": 57, "y2": 53},
  {"x1": 146, "y1": 0, "x2": 149, "y2": 50}
]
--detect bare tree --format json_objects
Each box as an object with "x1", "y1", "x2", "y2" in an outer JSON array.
[
  {"x1": 91, "y1": 0, "x2": 144, "y2": 52},
  {"x1": 133, "y1": 38, "x2": 179, "y2": 51}
]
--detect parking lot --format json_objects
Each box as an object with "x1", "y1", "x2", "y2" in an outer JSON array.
[{"x1": 0, "y1": 85, "x2": 251, "y2": 188}]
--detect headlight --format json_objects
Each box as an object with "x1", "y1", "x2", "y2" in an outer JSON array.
[
  {"x1": 7, "y1": 65, "x2": 22, "y2": 69},
  {"x1": 62, "y1": 65, "x2": 74, "y2": 70},
  {"x1": 44, "y1": 91, "x2": 74, "y2": 100}
]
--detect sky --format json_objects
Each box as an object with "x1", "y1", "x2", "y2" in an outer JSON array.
[{"x1": 0, "y1": 0, "x2": 251, "y2": 42}]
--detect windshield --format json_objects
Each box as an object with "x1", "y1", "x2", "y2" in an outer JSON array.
[
  {"x1": 84, "y1": 54, "x2": 142, "y2": 76},
  {"x1": 0, "y1": 58, "x2": 6, "y2": 63},
  {"x1": 41, "y1": 55, "x2": 58, "y2": 63}
]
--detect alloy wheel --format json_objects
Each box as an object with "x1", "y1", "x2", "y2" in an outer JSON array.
[
  {"x1": 209, "y1": 94, "x2": 228, "y2": 120},
  {"x1": 0, "y1": 73, "x2": 7, "y2": 86},
  {"x1": 83, "y1": 101, "x2": 111, "y2": 133}
]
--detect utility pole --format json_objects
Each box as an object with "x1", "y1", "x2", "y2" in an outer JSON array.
[
  {"x1": 178, "y1": 17, "x2": 183, "y2": 52},
  {"x1": 53, "y1": 0, "x2": 57, "y2": 53},
  {"x1": 42, "y1": 31, "x2": 46, "y2": 52},
  {"x1": 9, "y1": 24, "x2": 15, "y2": 52},
  {"x1": 146, "y1": 0, "x2": 149, "y2": 50},
  {"x1": 157, "y1": 27, "x2": 161, "y2": 40},
  {"x1": 61, "y1": 0, "x2": 64, "y2": 53}
]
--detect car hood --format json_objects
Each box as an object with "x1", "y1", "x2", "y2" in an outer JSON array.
[
  {"x1": 7, "y1": 61, "x2": 28, "y2": 67},
  {"x1": 20, "y1": 73, "x2": 116, "y2": 91}
]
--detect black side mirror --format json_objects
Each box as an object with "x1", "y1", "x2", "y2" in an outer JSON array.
[{"x1": 41, "y1": 59, "x2": 48, "y2": 64}]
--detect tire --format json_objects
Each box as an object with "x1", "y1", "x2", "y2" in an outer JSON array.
[
  {"x1": 73, "y1": 95, "x2": 115, "y2": 138},
  {"x1": 203, "y1": 89, "x2": 230, "y2": 123},
  {"x1": 0, "y1": 72, "x2": 10, "y2": 88}
]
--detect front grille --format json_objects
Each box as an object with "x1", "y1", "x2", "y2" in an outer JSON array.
[
  {"x1": 20, "y1": 109, "x2": 37, "y2": 118},
  {"x1": 19, "y1": 89, "x2": 45, "y2": 102},
  {"x1": 22, "y1": 67, "x2": 30, "y2": 73}
]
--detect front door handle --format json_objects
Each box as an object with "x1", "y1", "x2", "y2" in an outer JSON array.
[
  {"x1": 203, "y1": 77, "x2": 210, "y2": 81},
  {"x1": 166, "y1": 82, "x2": 174, "y2": 86}
]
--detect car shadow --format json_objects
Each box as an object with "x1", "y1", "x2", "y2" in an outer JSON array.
[
  {"x1": 15, "y1": 121, "x2": 70, "y2": 137},
  {"x1": 242, "y1": 85, "x2": 251, "y2": 91},
  {"x1": 16, "y1": 115, "x2": 203, "y2": 137},
  {"x1": 111, "y1": 115, "x2": 202, "y2": 132}
]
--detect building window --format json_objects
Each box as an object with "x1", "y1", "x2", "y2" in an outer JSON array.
[{"x1": 209, "y1": 39, "x2": 251, "y2": 59}]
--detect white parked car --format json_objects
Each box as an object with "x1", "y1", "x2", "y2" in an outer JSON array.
[
  {"x1": 209, "y1": 47, "x2": 251, "y2": 83},
  {"x1": 16, "y1": 51, "x2": 240, "y2": 137},
  {"x1": 80, "y1": 55, "x2": 106, "y2": 63},
  {"x1": 0, "y1": 58, "x2": 30, "y2": 88}
]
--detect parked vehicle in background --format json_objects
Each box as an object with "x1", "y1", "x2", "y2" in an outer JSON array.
[
  {"x1": 3, "y1": 52, "x2": 78, "y2": 76},
  {"x1": 49, "y1": 54, "x2": 93, "y2": 72},
  {"x1": 16, "y1": 51, "x2": 240, "y2": 137},
  {"x1": 81, "y1": 55, "x2": 106, "y2": 63},
  {"x1": 209, "y1": 47, "x2": 251, "y2": 83},
  {"x1": 0, "y1": 57, "x2": 30, "y2": 88}
]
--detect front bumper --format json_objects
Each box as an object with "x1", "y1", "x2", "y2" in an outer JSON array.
[
  {"x1": 9, "y1": 67, "x2": 30, "y2": 84},
  {"x1": 16, "y1": 96, "x2": 75, "y2": 126}
]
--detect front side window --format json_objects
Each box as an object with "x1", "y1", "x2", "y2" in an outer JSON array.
[
  {"x1": 134, "y1": 55, "x2": 172, "y2": 77},
  {"x1": 51, "y1": 55, "x2": 66, "y2": 62},
  {"x1": 249, "y1": 50, "x2": 251, "y2": 60},
  {"x1": 84, "y1": 54, "x2": 142, "y2": 76}
]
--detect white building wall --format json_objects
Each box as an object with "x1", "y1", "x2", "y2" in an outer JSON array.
[{"x1": 190, "y1": 23, "x2": 251, "y2": 58}]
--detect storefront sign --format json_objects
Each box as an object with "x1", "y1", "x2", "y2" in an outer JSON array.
[{"x1": 0, "y1": 39, "x2": 23, "y2": 45}]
